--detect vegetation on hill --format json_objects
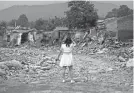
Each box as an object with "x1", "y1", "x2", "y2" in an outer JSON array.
[{"x1": 105, "y1": 5, "x2": 133, "y2": 18}]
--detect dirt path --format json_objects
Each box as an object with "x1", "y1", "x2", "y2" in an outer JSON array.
[{"x1": 0, "y1": 48, "x2": 133, "y2": 93}]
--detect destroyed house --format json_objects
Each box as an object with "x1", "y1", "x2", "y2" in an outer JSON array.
[
  {"x1": 53, "y1": 27, "x2": 69, "y2": 39},
  {"x1": 117, "y1": 14, "x2": 133, "y2": 41},
  {"x1": 97, "y1": 20, "x2": 106, "y2": 30},
  {"x1": 7, "y1": 26, "x2": 15, "y2": 30},
  {"x1": 105, "y1": 14, "x2": 133, "y2": 41},
  {"x1": 9, "y1": 28, "x2": 37, "y2": 45}
]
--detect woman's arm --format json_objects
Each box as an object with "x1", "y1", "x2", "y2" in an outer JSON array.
[
  {"x1": 56, "y1": 50, "x2": 62, "y2": 61},
  {"x1": 72, "y1": 39, "x2": 76, "y2": 46},
  {"x1": 56, "y1": 45, "x2": 63, "y2": 61}
]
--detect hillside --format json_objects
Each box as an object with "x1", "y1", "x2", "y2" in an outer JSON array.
[{"x1": 0, "y1": 2, "x2": 118, "y2": 21}]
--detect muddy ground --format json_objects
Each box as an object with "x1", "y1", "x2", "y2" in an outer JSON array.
[{"x1": 0, "y1": 46, "x2": 133, "y2": 93}]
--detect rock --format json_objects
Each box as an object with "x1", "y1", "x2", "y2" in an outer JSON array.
[
  {"x1": 33, "y1": 66, "x2": 41, "y2": 69},
  {"x1": 4, "y1": 60, "x2": 22, "y2": 70},
  {"x1": 88, "y1": 53, "x2": 95, "y2": 55},
  {"x1": 96, "y1": 48, "x2": 108, "y2": 54},
  {"x1": 41, "y1": 66, "x2": 51, "y2": 71},
  {"x1": 30, "y1": 90, "x2": 51, "y2": 93},
  {"x1": 103, "y1": 48, "x2": 108, "y2": 52},
  {"x1": 118, "y1": 56, "x2": 126, "y2": 62},
  {"x1": 41, "y1": 63, "x2": 50, "y2": 67},
  {"x1": 40, "y1": 59, "x2": 54, "y2": 67},
  {"x1": 115, "y1": 91, "x2": 122, "y2": 93},
  {"x1": 131, "y1": 46, "x2": 134, "y2": 51},
  {"x1": 0, "y1": 69, "x2": 7, "y2": 79},
  {"x1": 96, "y1": 50, "x2": 104, "y2": 54},
  {"x1": 126, "y1": 59, "x2": 134, "y2": 67},
  {"x1": 29, "y1": 65, "x2": 41, "y2": 72},
  {"x1": 46, "y1": 60, "x2": 56, "y2": 65},
  {"x1": 57, "y1": 50, "x2": 60, "y2": 52},
  {"x1": 99, "y1": 69, "x2": 106, "y2": 73},
  {"x1": 78, "y1": 51, "x2": 81, "y2": 54},
  {"x1": 36, "y1": 69, "x2": 44, "y2": 74},
  {"x1": 0, "y1": 64, "x2": 9, "y2": 71},
  {"x1": 106, "y1": 67, "x2": 113, "y2": 72}
]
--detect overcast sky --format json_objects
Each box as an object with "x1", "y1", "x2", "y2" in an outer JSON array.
[{"x1": 0, "y1": 1, "x2": 133, "y2": 10}]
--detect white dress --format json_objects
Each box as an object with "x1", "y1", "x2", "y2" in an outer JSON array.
[{"x1": 59, "y1": 43, "x2": 75, "y2": 67}]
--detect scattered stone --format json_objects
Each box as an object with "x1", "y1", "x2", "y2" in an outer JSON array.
[
  {"x1": 0, "y1": 45, "x2": 132, "y2": 93},
  {"x1": 0, "y1": 69, "x2": 7, "y2": 79},
  {"x1": 77, "y1": 51, "x2": 81, "y2": 54},
  {"x1": 118, "y1": 56, "x2": 126, "y2": 62},
  {"x1": 4, "y1": 60, "x2": 22, "y2": 70},
  {"x1": 75, "y1": 92, "x2": 83, "y2": 93},
  {"x1": 97, "y1": 48, "x2": 108, "y2": 54},
  {"x1": 0, "y1": 87, "x2": 6, "y2": 92},
  {"x1": 0, "y1": 64, "x2": 9, "y2": 71},
  {"x1": 115, "y1": 91, "x2": 122, "y2": 93},
  {"x1": 41, "y1": 66, "x2": 51, "y2": 71},
  {"x1": 105, "y1": 67, "x2": 113, "y2": 72},
  {"x1": 126, "y1": 59, "x2": 133, "y2": 67},
  {"x1": 96, "y1": 50, "x2": 104, "y2": 54},
  {"x1": 51, "y1": 90, "x2": 62, "y2": 93}
]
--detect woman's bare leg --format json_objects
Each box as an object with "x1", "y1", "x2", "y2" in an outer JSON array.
[
  {"x1": 62, "y1": 66, "x2": 66, "y2": 81},
  {"x1": 68, "y1": 66, "x2": 74, "y2": 82}
]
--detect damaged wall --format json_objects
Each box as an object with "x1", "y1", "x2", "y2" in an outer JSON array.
[
  {"x1": 17, "y1": 33, "x2": 22, "y2": 45},
  {"x1": 105, "y1": 15, "x2": 133, "y2": 41},
  {"x1": 117, "y1": 14, "x2": 133, "y2": 41},
  {"x1": 8, "y1": 32, "x2": 18, "y2": 46},
  {"x1": 7, "y1": 30, "x2": 36, "y2": 46},
  {"x1": 105, "y1": 17, "x2": 117, "y2": 37}
]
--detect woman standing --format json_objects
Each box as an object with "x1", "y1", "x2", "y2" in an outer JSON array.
[{"x1": 56, "y1": 36, "x2": 76, "y2": 83}]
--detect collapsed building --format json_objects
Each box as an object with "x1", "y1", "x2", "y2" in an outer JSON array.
[
  {"x1": 41, "y1": 27, "x2": 70, "y2": 45},
  {"x1": 105, "y1": 14, "x2": 133, "y2": 42},
  {"x1": 6, "y1": 27, "x2": 37, "y2": 47}
]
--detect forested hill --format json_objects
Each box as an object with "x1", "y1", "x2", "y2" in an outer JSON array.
[{"x1": 0, "y1": 2, "x2": 118, "y2": 21}]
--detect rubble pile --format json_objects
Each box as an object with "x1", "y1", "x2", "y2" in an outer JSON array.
[
  {"x1": 0, "y1": 31, "x2": 133, "y2": 85},
  {"x1": 72, "y1": 35, "x2": 133, "y2": 69},
  {"x1": 38, "y1": 35, "x2": 133, "y2": 69},
  {"x1": 0, "y1": 47, "x2": 59, "y2": 83}
]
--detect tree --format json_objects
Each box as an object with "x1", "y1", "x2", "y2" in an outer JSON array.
[
  {"x1": 105, "y1": 8, "x2": 118, "y2": 18},
  {"x1": 17, "y1": 14, "x2": 29, "y2": 27},
  {"x1": 105, "y1": 5, "x2": 133, "y2": 18},
  {"x1": 51, "y1": 16, "x2": 68, "y2": 27},
  {"x1": 29, "y1": 21, "x2": 35, "y2": 29},
  {"x1": 62, "y1": 17, "x2": 68, "y2": 26},
  {"x1": 47, "y1": 18, "x2": 55, "y2": 31},
  {"x1": 0, "y1": 21, "x2": 7, "y2": 29},
  {"x1": 34, "y1": 17, "x2": 67, "y2": 31},
  {"x1": 8, "y1": 19, "x2": 17, "y2": 27},
  {"x1": 117, "y1": 5, "x2": 133, "y2": 17},
  {"x1": 34, "y1": 18, "x2": 45, "y2": 30},
  {"x1": 112, "y1": 8, "x2": 118, "y2": 17},
  {"x1": 0, "y1": 21, "x2": 7, "y2": 36},
  {"x1": 65, "y1": 1, "x2": 98, "y2": 29},
  {"x1": 105, "y1": 11, "x2": 115, "y2": 18},
  {"x1": 53, "y1": 16, "x2": 62, "y2": 27}
]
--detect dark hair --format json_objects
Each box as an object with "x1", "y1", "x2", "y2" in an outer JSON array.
[{"x1": 64, "y1": 37, "x2": 72, "y2": 47}]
